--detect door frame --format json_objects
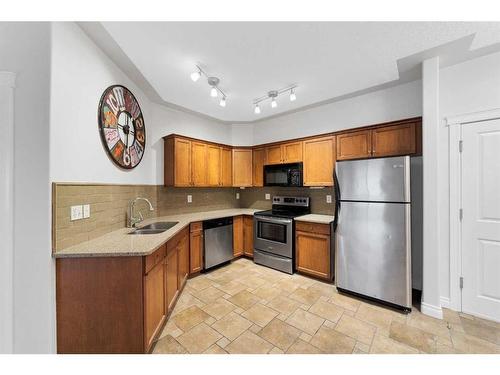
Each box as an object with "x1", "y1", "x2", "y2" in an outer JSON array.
[
  {"x1": 446, "y1": 107, "x2": 500, "y2": 312},
  {"x1": 0, "y1": 71, "x2": 16, "y2": 353}
]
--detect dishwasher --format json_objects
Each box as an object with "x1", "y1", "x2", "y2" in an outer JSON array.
[{"x1": 203, "y1": 217, "x2": 233, "y2": 270}]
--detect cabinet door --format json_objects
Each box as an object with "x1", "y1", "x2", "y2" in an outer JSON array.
[
  {"x1": 282, "y1": 141, "x2": 303, "y2": 163},
  {"x1": 295, "y1": 230, "x2": 331, "y2": 280},
  {"x1": 174, "y1": 138, "x2": 192, "y2": 186},
  {"x1": 252, "y1": 148, "x2": 266, "y2": 187},
  {"x1": 207, "y1": 145, "x2": 221, "y2": 186},
  {"x1": 233, "y1": 215, "x2": 244, "y2": 257},
  {"x1": 266, "y1": 145, "x2": 282, "y2": 164},
  {"x1": 165, "y1": 249, "x2": 179, "y2": 313},
  {"x1": 243, "y1": 216, "x2": 254, "y2": 257},
  {"x1": 232, "y1": 149, "x2": 253, "y2": 187},
  {"x1": 144, "y1": 261, "x2": 166, "y2": 351},
  {"x1": 189, "y1": 229, "x2": 203, "y2": 274},
  {"x1": 303, "y1": 136, "x2": 335, "y2": 186},
  {"x1": 371, "y1": 123, "x2": 416, "y2": 157},
  {"x1": 177, "y1": 233, "x2": 189, "y2": 290},
  {"x1": 220, "y1": 147, "x2": 233, "y2": 187},
  {"x1": 191, "y1": 142, "x2": 208, "y2": 186},
  {"x1": 336, "y1": 130, "x2": 372, "y2": 160}
]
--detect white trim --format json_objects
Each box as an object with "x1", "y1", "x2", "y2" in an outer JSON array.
[
  {"x1": 0, "y1": 71, "x2": 16, "y2": 353},
  {"x1": 421, "y1": 302, "x2": 444, "y2": 319},
  {"x1": 446, "y1": 108, "x2": 500, "y2": 126},
  {"x1": 0, "y1": 71, "x2": 16, "y2": 88},
  {"x1": 448, "y1": 124, "x2": 462, "y2": 312},
  {"x1": 440, "y1": 296, "x2": 451, "y2": 309}
]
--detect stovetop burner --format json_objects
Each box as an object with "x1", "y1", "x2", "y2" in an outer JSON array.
[{"x1": 254, "y1": 196, "x2": 311, "y2": 219}]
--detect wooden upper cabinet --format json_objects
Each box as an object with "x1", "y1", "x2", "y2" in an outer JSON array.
[
  {"x1": 164, "y1": 137, "x2": 192, "y2": 187},
  {"x1": 207, "y1": 145, "x2": 221, "y2": 186},
  {"x1": 252, "y1": 148, "x2": 266, "y2": 187},
  {"x1": 220, "y1": 147, "x2": 232, "y2": 187},
  {"x1": 232, "y1": 149, "x2": 253, "y2": 187},
  {"x1": 371, "y1": 122, "x2": 416, "y2": 157},
  {"x1": 336, "y1": 129, "x2": 372, "y2": 160},
  {"x1": 266, "y1": 141, "x2": 303, "y2": 164},
  {"x1": 282, "y1": 141, "x2": 303, "y2": 163},
  {"x1": 266, "y1": 145, "x2": 282, "y2": 165},
  {"x1": 191, "y1": 141, "x2": 208, "y2": 186},
  {"x1": 303, "y1": 136, "x2": 335, "y2": 186}
]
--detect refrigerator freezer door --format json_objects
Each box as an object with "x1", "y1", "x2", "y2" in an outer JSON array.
[
  {"x1": 336, "y1": 201, "x2": 411, "y2": 308},
  {"x1": 336, "y1": 156, "x2": 410, "y2": 203}
]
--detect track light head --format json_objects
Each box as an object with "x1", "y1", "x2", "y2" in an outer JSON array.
[
  {"x1": 290, "y1": 89, "x2": 296, "y2": 102},
  {"x1": 190, "y1": 70, "x2": 201, "y2": 82},
  {"x1": 254, "y1": 104, "x2": 261, "y2": 114},
  {"x1": 219, "y1": 97, "x2": 226, "y2": 107}
]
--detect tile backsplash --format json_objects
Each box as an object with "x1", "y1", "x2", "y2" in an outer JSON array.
[
  {"x1": 52, "y1": 183, "x2": 334, "y2": 252},
  {"x1": 52, "y1": 183, "x2": 239, "y2": 252}
]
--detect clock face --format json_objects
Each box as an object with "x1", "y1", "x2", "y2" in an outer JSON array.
[{"x1": 98, "y1": 85, "x2": 146, "y2": 169}]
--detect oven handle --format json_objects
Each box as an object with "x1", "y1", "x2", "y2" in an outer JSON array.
[{"x1": 254, "y1": 215, "x2": 293, "y2": 224}]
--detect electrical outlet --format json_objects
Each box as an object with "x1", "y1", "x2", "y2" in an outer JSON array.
[
  {"x1": 236, "y1": 193, "x2": 240, "y2": 200},
  {"x1": 187, "y1": 195, "x2": 192, "y2": 203},
  {"x1": 83, "y1": 204, "x2": 90, "y2": 218},
  {"x1": 265, "y1": 193, "x2": 271, "y2": 200},
  {"x1": 70, "y1": 205, "x2": 83, "y2": 221},
  {"x1": 326, "y1": 195, "x2": 332, "y2": 203}
]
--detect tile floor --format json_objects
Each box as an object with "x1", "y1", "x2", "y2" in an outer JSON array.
[{"x1": 153, "y1": 258, "x2": 500, "y2": 354}]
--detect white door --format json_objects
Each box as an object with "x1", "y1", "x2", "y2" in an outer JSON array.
[{"x1": 461, "y1": 118, "x2": 500, "y2": 322}]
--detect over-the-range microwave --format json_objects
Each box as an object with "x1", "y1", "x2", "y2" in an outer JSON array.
[{"x1": 263, "y1": 162, "x2": 303, "y2": 187}]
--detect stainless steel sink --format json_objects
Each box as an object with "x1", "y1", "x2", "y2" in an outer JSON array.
[{"x1": 128, "y1": 221, "x2": 178, "y2": 235}]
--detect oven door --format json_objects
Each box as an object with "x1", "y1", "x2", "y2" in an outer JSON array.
[{"x1": 253, "y1": 216, "x2": 293, "y2": 258}]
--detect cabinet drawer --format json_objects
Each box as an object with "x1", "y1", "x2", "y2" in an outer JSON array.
[
  {"x1": 144, "y1": 245, "x2": 166, "y2": 274},
  {"x1": 296, "y1": 222, "x2": 330, "y2": 235},
  {"x1": 190, "y1": 221, "x2": 203, "y2": 233}
]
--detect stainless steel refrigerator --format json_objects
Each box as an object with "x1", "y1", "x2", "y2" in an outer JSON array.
[{"x1": 333, "y1": 155, "x2": 422, "y2": 311}]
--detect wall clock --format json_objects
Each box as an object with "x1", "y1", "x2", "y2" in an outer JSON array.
[{"x1": 98, "y1": 85, "x2": 146, "y2": 169}]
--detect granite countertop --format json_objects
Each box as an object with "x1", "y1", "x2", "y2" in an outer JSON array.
[
  {"x1": 54, "y1": 208, "x2": 260, "y2": 258},
  {"x1": 294, "y1": 214, "x2": 335, "y2": 224}
]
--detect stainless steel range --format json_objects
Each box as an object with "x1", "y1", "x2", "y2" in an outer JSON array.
[{"x1": 253, "y1": 196, "x2": 310, "y2": 274}]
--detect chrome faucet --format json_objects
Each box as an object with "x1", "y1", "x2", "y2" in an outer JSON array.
[{"x1": 128, "y1": 197, "x2": 154, "y2": 228}]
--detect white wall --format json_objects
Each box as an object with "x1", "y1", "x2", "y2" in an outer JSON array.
[
  {"x1": 251, "y1": 80, "x2": 422, "y2": 144},
  {"x1": 0, "y1": 22, "x2": 53, "y2": 353},
  {"x1": 438, "y1": 51, "x2": 500, "y2": 305}
]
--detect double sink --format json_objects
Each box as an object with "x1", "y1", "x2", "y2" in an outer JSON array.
[{"x1": 128, "y1": 221, "x2": 179, "y2": 235}]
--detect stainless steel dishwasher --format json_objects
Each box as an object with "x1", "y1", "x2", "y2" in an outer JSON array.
[{"x1": 203, "y1": 217, "x2": 233, "y2": 270}]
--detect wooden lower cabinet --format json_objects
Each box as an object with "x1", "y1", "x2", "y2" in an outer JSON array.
[
  {"x1": 233, "y1": 215, "x2": 244, "y2": 257},
  {"x1": 295, "y1": 222, "x2": 332, "y2": 281},
  {"x1": 144, "y1": 259, "x2": 166, "y2": 351},
  {"x1": 189, "y1": 222, "x2": 203, "y2": 274},
  {"x1": 177, "y1": 233, "x2": 189, "y2": 289},
  {"x1": 243, "y1": 215, "x2": 254, "y2": 257},
  {"x1": 165, "y1": 243, "x2": 179, "y2": 313}
]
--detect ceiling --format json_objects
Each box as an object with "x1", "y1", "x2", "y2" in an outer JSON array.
[{"x1": 101, "y1": 22, "x2": 500, "y2": 122}]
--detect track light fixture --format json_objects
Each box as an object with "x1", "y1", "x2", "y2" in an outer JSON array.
[
  {"x1": 190, "y1": 65, "x2": 227, "y2": 107},
  {"x1": 252, "y1": 85, "x2": 298, "y2": 115}
]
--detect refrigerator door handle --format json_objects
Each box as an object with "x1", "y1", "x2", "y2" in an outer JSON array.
[{"x1": 333, "y1": 169, "x2": 341, "y2": 231}]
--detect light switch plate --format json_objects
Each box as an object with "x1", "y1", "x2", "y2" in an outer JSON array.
[
  {"x1": 236, "y1": 193, "x2": 240, "y2": 200},
  {"x1": 265, "y1": 193, "x2": 271, "y2": 200},
  {"x1": 326, "y1": 195, "x2": 332, "y2": 203},
  {"x1": 187, "y1": 195, "x2": 192, "y2": 203},
  {"x1": 83, "y1": 204, "x2": 90, "y2": 218},
  {"x1": 70, "y1": 205, "x2": 83, "y2": 221}
]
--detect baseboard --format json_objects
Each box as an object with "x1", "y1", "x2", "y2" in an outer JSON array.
[
  {"x1": 421, "y1": 302, "x2": 443, "y2": 319},
  {"x1": 440, "y1": 296, "x2": 451, "y2": 309}
]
